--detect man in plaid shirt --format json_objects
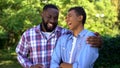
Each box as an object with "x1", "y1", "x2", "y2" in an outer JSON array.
[{"x1": 16, "y1": 4, "x2": 102, "y2": 68}]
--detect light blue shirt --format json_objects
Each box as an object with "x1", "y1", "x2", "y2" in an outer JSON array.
[{"x1": 50, "y1": 29, "x2": 99, "y2": 68}]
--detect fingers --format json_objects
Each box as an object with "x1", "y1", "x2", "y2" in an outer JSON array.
[
  {"x1": 37, "y1": 64, "x2": 44, "y2": 68},
  {"x1": 87, "y1": 36, "x2": 99, "y2": 43},
  {"x1": 87, "y1": 36, "x2": 102, "y2": 48},
  {"x1": 30, "y1": 64, "x2": 44, "y2": 68},
  {"x1": 60, "y1": 62, "x2": 72, "y2": 68},
  {"x1": 94, "y1": 32, "x2": 100, "y2": 36}
]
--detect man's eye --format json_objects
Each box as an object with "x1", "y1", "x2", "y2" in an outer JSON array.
[
  {"x1": 70, "y1": 15, "x2": 72, "y2": 17},
  {"x1": 47, "y1": 16, "x2": 51, "y2": 18},
  {"x1": 68, "y1": 15, "x2": 71, "y2": 17}
]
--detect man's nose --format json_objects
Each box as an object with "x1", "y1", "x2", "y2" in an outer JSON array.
[
  {"x1": 65, "y1": 16, "x2": 69, "y2": 22},
  {"x1": 50, "y1": 17, "x2": 55, "y2": 23}
]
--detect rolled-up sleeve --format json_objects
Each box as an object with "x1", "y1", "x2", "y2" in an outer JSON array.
[{"x1": 16, "y1": 33, "x2": 32, "y2": 68}]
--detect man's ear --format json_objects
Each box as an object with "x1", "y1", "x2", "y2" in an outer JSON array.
[{"x1": 78, "y1": 15, "x2": 83, "y2": 21}]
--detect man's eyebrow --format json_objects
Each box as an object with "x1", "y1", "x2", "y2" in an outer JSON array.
[{"x1": 68, "y1": 13, "x2": 71, "y2": 16}]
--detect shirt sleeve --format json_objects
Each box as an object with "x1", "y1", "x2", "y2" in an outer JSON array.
[
  {"x1": 50, "y1": 37, "x2": 62, "y2": 68},
  {"x1": 72, "y1": 45, "x2": 99, "y2": 68},
  {"x1": 73, "y1": 31, "x2": 99, "y2": 68},
  {"x1": 16, "y1": 33, "x2": 32, "y2": 68},
  {"x1": 80, "y1": 45, "x2": 99, "y2": 68}
]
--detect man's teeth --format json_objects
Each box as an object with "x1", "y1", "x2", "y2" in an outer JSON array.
[{"x1": 48, "y1": 23, "x2": 53, "y2": 26}]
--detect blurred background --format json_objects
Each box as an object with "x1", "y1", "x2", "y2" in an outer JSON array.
[{"x1": 0, "y1": 0, "x2": 120, "y2": 68}]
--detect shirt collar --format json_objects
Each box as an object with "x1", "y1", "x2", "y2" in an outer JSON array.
[
  {"x1": 68, "y1": 29, "x2": 88, "y2": 39},
  {"x1": 78, "y1": 29, "x2": 88, "y2": 37},
  {"x1": 35, "y1": 24, "x2": 41, "y2": 33},
  {"x1": 54, "y1": 26, "x2": 63, "y2": 32}
]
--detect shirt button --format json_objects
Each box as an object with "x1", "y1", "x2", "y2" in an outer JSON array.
[
  {"x1": 69, "y1": 52, "x2": 71, "y2": 54},
  {"x1": 63, "y1": 47, "x2": 65, "y2": 50}
]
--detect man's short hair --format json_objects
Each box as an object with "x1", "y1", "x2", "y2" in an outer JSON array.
[
  {"x1": 43, "y1": 4, "x2": 58, "y2": 11},
  {"x1": 68, "y1": 6, "x2": 86, "y2": 25}
]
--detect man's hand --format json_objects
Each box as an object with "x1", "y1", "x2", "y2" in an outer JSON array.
[
  {"x1": 60, "y1": 62, "x2": 72, "y2": 68},
  {"x1": 87, "y1": 32, "x2": 103, "y2": 48},
  {"x1": 30, "y1": 64, "x2": 44, "y2": 68}
]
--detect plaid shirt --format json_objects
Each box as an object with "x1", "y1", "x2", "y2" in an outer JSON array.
[{"x1": 16, "y1": 24, "x2": 69, "y2": 68}]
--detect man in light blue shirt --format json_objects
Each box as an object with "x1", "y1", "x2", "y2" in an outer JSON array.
[{"x1": 50, "y1": 6, "x2": 99, "y2": 68}]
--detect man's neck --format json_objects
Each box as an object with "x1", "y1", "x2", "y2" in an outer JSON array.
[{"x1": 73, "y1": 25, "x2": 84, "y2": 37}]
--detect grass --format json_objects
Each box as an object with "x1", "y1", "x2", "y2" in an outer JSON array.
[{"x1": 0, "y1": 48, "x2": 22, "y2": 68}]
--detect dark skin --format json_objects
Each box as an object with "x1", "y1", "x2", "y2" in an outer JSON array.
[
  {"x1": 30, "y1": 64, "x2": 43, "y2": 68},
  {"x1": 60, "y1": 63, "x2": 72, "y2": 68},
  {"x1": 31, "y1": 7, "x2": 102, "y2": 68},
  {"x1": 60, "y1": 62, "x2": 88, "y2": 68},
  {"x1": 87, "y1": 32, "x2": 102, "y2": 48},
  {"x1": 41, "y1": 8, "x2": 59, "y2": 32}
]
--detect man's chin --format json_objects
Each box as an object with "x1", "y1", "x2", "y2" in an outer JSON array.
[
  {"x1": 47, "y1": 25, "x2": 57, "y2": 32},
  {"x1": 46, "y1": 28, "x2": 54, "y2": 32}
]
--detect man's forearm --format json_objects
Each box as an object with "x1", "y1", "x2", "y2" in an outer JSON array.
[{"x1": 60, "y1": 63, "x2": 72, "y2": 68}]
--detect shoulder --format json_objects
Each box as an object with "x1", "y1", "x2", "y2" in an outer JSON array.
[
  {"x1": 24, "y1": 27, "x2": 35, "y2": 34},
  {"x1": 84, "y1": 29, "x2": 95, "y2": 37},
  {"x1": 22, "y1": 25, "x2": 39, "y2": 37},
  {"x1": 56, "y1": 26, "x2": 70, "y2": 34},
  {"x1": 58, "y1": 33, "x2": 71, "y2": 41}
]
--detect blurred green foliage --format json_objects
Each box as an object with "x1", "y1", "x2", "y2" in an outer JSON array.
[
  {"x1": 94, "y1": 35, "x2": 120, "y2": 68},
  {"x1": 0, "y1": 0, "x2": 119, "y2": 46}
]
